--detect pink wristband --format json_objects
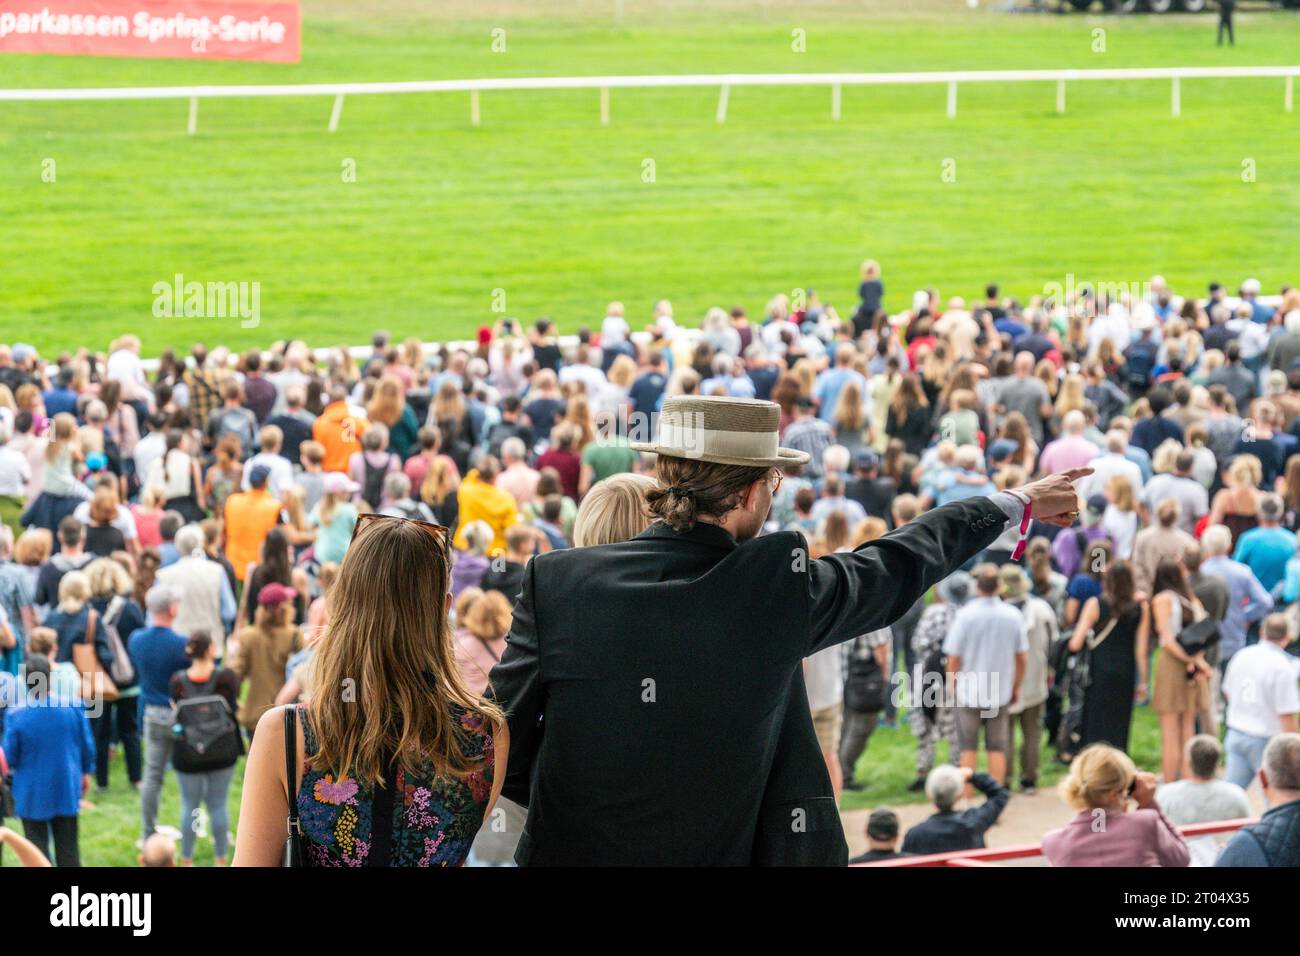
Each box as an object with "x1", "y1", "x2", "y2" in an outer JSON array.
[{"x1": 1010, "y1": 499, "x2": 1032, "y2": 561}]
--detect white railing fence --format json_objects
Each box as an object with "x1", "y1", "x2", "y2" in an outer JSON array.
[{"x1": 1, "y1": 66, "x2": 1297, "y2": 134}]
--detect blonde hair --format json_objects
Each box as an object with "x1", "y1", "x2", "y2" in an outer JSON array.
[
  {"x1": 460, "y1": 520, "x2": 493, "y2": 556},
  {"x1": 1059, "y1": 744, "x2": 1137, "y2": 811},
  {"x1": 86, "y1": 557, "x2": 132, "y2": 599},
  {"x1": 1229, "y1": 454, "x2": 1263, "y2": 489},
  {"x1": 572, "y1": 473, "x2": 656, "y2": 547},
  {"x1": 852, "y1": 516, "x2": 888, "y2": 546},
  {"x1": 58, "y1": 570, "x2": 92, "y2": 615},
  {"x1": 420, "y1": 457, "x2": 457, "y2": 507},
  {"x1": 1106, "y1": 474, "x2": 1135, "y2": 512},
  {"x1": 45, "y1": 412, "x2": 79, "y2": 464},
  {"x1": 308, "y1": 519, "x2": 501, "y2": 783},
  {"x1": 463, "y1": 589, "x2": 512, "y2": 642},
  {"x1": 453, "y1": 586, "x2": 483, "y2": 628},
  {"x1": 1151, "y1": 438, "x2": 1183, "y2": 475}
]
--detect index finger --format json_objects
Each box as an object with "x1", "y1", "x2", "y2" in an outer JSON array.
[{"x1": 1060, "y1": 468, "x2": 1094, "y2": 482}]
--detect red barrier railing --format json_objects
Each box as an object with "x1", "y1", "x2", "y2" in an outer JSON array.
[{"x1": 853, "y1": 817, "x2": 1255, "y2": 867}]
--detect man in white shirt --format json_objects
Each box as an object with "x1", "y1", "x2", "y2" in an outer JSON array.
[
  {"x1": 133, "y1": 414, "x2": 169, "y2": 484},
  {"x1": 943, "y1": 564, "x2": 1028, "y2": 785},
  {"x1": 1222, "y1": 613, "x2": 1300, "y2": 789},
  {"x1": 1079, "y1": 430, "x2": 1144, "y2": 502},
  {"x1": 241, "y1": 425, "x2": 295, "y2": 497},
  {"x1": 557, "y1": 345, "x2": 607, "y2": 398},
  {"x1": 105, "y1": 335, "x2": 154, "y2": 409}
]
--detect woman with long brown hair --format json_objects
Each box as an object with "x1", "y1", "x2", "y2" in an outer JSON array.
[
  {"x1": 831, "y1": 380, "x2": 869, "y2": 454},
  {"x1": 998, "y1": 412, "x2": 1039, "y2": 473},
  {"x1": 233, "y1": 516, "x2": 508, "y2": 866},
  {"x1": 366, "y1": 373, "x2": 420, "y2": 461},
  {"x1": 771, "y1": 372, "x2": 802, "y2": 436},
  {"x1": 885, "y1": 373, "x2": 931, "y2": 457}
]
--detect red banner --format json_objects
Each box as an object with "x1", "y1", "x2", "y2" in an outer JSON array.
[{"x1": 0, "y1": 0, "x2": 300, "y2": 62}]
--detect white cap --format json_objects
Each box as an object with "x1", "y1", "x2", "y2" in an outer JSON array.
[{"x1": 1241, "y1": 278, "x2": 1262, "y2": 295}]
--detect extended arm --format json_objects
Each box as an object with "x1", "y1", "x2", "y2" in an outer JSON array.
[{"x1": 486, "y1": 558, "x2": 542, "y2": 808}]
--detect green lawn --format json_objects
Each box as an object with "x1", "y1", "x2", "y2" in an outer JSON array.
[
  {"x1": 839, "y1": 702, "x2": 1162, "y2": 811},
  {"x1": 1, "y1": 1, "x2": 1297, "y2": 353},
  {"x1": 1, "y1": 695, "x2": 1159, "y2": 866}
]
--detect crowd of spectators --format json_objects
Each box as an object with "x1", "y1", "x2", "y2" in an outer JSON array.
[{"x1": 1, "y1": 264, "x2": 1299, "y2": 867}]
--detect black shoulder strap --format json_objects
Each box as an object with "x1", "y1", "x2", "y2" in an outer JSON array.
[
  {"x1": 284, "y1": 706, "x2": 301, "y2": 834},
  {"x1": 368, "y1": 753, "x2": 397, "y2": 867}
]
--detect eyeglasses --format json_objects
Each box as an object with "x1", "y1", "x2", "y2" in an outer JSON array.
[
  {"x1": 767, "y1": 471, "x2": 784, "y2": 494},
  {"x1": 351, "y1": 512, "x2": 452, "y2": 552}
]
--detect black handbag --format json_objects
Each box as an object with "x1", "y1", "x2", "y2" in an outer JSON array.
[
  {"x1": 282, "y1": 707, "x2": 305, "y2": 867},
  {"x1": 1176, "y1": 600, "x2": 1221, "y2": 656}
]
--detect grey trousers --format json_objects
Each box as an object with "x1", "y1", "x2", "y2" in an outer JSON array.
[
  {"x1": 838, "y1": 709, "x2": 880, "y2": 785},
  {"x1": 1006, "y1": 702, "x2": 1045, "y2": 786},
  {"x1": 140, "y1": 706, "x2": 175, "y2": 842}
]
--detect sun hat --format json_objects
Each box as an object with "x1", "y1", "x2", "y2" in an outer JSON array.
[
  {"x1": 257, "y1": 582, "x2": 297, "y2": 608},
  {"x1": 999, "y1": 564, "x2": 1031, "y2": 599},
  {"x1": 936, "y1": 570, "x2": 973, "y2": 606},
  {"x1": 322, "y1": 472, "x2": 360, "y2": 496},
  {"x1": 629, "y1": 395, "x2": 810, "y2": 469}
]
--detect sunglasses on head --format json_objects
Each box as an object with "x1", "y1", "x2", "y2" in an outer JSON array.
[{"x1": 351, "y1": 512, "x2": 451, "y2": 551}]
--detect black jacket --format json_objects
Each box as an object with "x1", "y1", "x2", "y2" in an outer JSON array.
[
  {"x1": 899, "y1": 772, "x2": 1010, "y2": 856},
  {"x1": 488, "y1": 496, "x2": 1009, "y2": 865}
]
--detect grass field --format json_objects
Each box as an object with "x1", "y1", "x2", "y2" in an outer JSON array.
[
  {"x1": 1, "y1": 699, "x2": 1160, "y2": 866},
  {"x1": 1, "y1": 1, "x2": 1297, "y2": 353}
]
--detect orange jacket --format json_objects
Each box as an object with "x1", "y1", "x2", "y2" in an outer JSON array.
[
  {"x1": 224, "y1": 488, "x2": 283, "y2": 581},
  {"x1": 313, "y1": 401, "x2": 368, "y2": 474}
]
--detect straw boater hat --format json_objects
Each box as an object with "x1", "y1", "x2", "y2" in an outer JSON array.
[{"x1": 629, "y1": 395, "x2": 811, "y2": 469}]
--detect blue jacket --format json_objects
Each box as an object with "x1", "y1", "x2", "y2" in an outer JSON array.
[
  {"x1": 2, "y1": 695, "x2": 95, "y2": 819},
  {"x1": 127, "y1": 626, "x2": 189, "y2": 713}
]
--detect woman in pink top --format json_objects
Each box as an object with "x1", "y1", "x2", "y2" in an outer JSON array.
[
  {"x1": 1043, "y1": 744, "x2": 1191, "y2": 867},
  {"x1": 453, "y1": 588, "x2": 510, "y2": 698}
]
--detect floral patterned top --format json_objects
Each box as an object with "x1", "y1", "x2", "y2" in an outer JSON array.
[{"x1": 295, "y1": 703, "x2": 495, "y2": 867}]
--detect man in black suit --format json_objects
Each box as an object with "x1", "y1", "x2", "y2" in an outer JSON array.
[{"x1": 489, "y1": 395, "x2": 1086, "y2": 865}]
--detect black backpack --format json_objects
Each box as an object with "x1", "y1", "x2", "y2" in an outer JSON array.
[
  {"x1": 361, "y1": 453, "x2": 396, "y2": 509},
  {"x1": 171, "y1": 674, "x2": 244, "y2": 773},
  {"x1": 843, "y1": 638, "x2": 886, "y2": 714}
]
